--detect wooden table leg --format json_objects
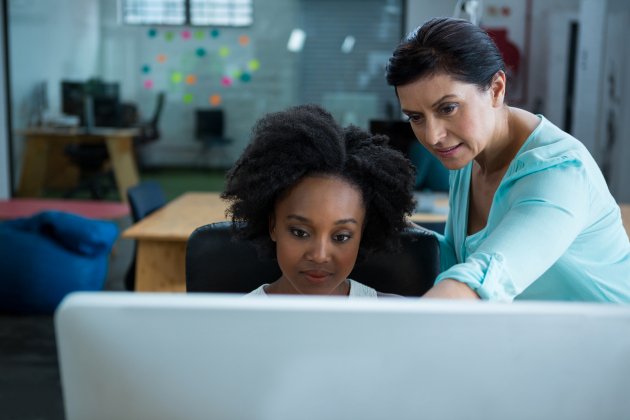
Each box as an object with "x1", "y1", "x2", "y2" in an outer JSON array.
[
  {"x1": 105, "y1": 136, "x2": 139, "y2": 204},
  {"x1": 135, "y1": 240, "x2": 187, "y2": 292},
  {"x1": 17, "y1": 136, "x2": 50, "y2": 197}
]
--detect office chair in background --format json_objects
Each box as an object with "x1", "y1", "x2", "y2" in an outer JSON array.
[
  {"x1": 63, "y1": 81, "x2": 121, "y2": 200},
  {"x1": 185, "y1": 221, "x2": 440, "y2": 296},
  {"x1": 195, "y1": 109, "x2": 232, "y2": 168},
  {"x1": 133, "y1": 92, "x2": 166, "y2": 169},
  {"x1": 63, "y1": 91, "x2": 166, "y2": 199},
  {"x1": 124, "y1": 180, "x2": 167, "y2": 291},
  {"x1": 63, "y1": 143, "x2": 115, "y2": 200}
]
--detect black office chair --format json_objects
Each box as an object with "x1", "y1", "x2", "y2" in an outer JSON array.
[
  {"x1": 195, "y1": 109, "x2": 232, "y2": 167},
  {"x1": 186, "y1": 221, "x2": 440, "y2": 296},
  {"x1": 67, "y1": 91, "x2": 166, "y2": 178},
  {"x1": 124, "y1": 180, "x2": 167, "y2": 291},
  {"x1": 62, "y1": 81, "x2": 123, "y2": 200},
  {"x1": 134, "y1": 92, "x2": 165, "y2": 147},
  {"x1": 131, "y1": 92, "x2": 166, "y2": 169},
  {"x1": 63, "y1": 142, "x2": 114, "y2": 200}
]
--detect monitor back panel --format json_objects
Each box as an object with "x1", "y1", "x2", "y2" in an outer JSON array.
[{"x1": 55, "y1": 293, "x2": 630, "y2": 420}]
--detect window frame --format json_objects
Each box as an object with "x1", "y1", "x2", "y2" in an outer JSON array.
[{"x1": 120, "y1": 0, "x2": 253, "y2": 27}]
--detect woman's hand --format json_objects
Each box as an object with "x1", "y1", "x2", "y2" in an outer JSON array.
[{"x1": 422, "y1": 279, "x2": 480, "y2": 299}]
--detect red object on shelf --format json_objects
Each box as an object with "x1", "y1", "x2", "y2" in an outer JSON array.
[
  {"x1": 485, "y1": 27, "x2": 521, "y2": 78},
  {"x1": 0, "y1": 198, "x2": 129, "y2": 220}
]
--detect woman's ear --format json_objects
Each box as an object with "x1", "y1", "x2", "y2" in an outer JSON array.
[
  {"x1": 490, "y1": 70, "x2": 506, "y2": 107},
  {"x1": 269, "y1": 213, "x2": 277, "y2": 242}
]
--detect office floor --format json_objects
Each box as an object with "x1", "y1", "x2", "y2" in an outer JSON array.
[{"x1": 1, "y1": 168, "x2": 226, "y2": 420}]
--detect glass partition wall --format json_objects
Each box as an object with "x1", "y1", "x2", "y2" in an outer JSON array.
[{"x1": 6, "y1": 0, "x2": 405, "y2": 176}]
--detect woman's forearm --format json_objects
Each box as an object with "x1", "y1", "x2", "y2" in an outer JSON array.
[{"x1": 423, "y1": 279, "x2": 480, "y2": 299}]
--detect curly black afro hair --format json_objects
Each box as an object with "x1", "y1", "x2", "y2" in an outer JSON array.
[{"x1": 221, "y1": 104, "x2": 416, "y2": 261}]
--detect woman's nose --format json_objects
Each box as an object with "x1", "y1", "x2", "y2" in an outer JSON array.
[
  {"x1": 423, "y1": 118, "x2": 446, "y2": 146},
  {"x1": 305, "y1": 237, "x2": 330, "y2": 263}
]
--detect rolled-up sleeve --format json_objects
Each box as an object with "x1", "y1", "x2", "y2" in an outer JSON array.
[{"x1": 435, "y1": 159, "x2": 589, "y2": 301}]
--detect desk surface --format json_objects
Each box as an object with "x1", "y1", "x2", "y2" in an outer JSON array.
[
  {"x1": 20, "y1": 127, "x2": 139, "y2": 138},
  {"x1": 123, "y1": 193, "x2": 230, "y2": 241},
  {"x1": 122, "y1": 192, "x2": 449, "y2": 242}
]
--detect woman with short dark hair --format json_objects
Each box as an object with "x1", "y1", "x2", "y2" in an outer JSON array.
[{"x1": 386, "y1": 17, "x2": 630, "y2": 302}]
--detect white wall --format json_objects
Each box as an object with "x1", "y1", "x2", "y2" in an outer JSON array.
[
  {"x1": 8, "y1": 0, "x2": 101, "y2": 186},
  {"x1": 572, "y1": 0, "x2": 630, "y2": 202},
  {"x1": 527, "y1": 0, "x2": 580, "y2": 117},
  {"x1": 572, "y1": 0, "x2": 607, "y2": 157},
  {"x1": 405, "y1": 1, "x2": 457, "y2": 33}
]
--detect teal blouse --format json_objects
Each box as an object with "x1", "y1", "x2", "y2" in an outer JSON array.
[{"x1": 435, "y1": 116, "x2": 630, "y2": 302}]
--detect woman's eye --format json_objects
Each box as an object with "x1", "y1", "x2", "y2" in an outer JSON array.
[
  {"x1": 290, "y1": 228, "x2": 309, "y2": 238},
  {"x1": 440, "y1": 103, "x2": 458, "y2": 115},
  {"x1": 333, "y1": 233, "x2": 352, "y2": 243},
  {"x1": 406, "y1": 114, "x2": 423, "y2": 124}
]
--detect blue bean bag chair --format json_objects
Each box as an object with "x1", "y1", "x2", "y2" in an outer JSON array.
[{"x1": 0, "y1": 210, "x2": 119, "y2": 314}]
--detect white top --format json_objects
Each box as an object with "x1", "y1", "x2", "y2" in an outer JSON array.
[
  {"x1": 247, "y1": 278, "x2": 378, "y2": 297},
  {"x1": 436, "y1": 115, "x2": 630, "y2": 302}
]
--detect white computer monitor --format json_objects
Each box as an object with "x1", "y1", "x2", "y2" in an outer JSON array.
[{"x1": 55, "y1": 292, "x2": 630, "y2": 420}]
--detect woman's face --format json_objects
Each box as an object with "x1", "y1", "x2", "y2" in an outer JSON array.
[
  {"x1": 396, "y1": 72, "x2": 505, "y2": 170},
  {"x1": 269, "y1": 175, "x2": 365, "y2": 295}
]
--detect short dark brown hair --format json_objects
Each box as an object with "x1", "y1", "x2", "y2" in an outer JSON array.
[{"x1": 386, "y1": 17, "x2": 505, "y2": 90}]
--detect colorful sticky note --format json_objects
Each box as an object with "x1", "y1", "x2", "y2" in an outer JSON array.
[
  {"x1": 141, "y1": 64, "x2": 151, "y2": 74},
  {"x1": 221, "y1": 76, "x2": 233, "y2": 87},
  {"x1": 143, "y1": 80, "x2": 154, "y2": 89},
  {"x1": 219, "y1": 47, "x2": 230, "y2": 57},
  {"x1": 210, "y1": 29, "x2": 220, "y2": 38},
  {"x1": 209, "y1": 94, "x2": 222, "y2": 106},
  {"x1": 240, "y1": 72, "x2": 252, "y2": 82},
  {"x1": 148, "y1": 28, "x2": 158, "y2": 38},
  {"x1": 181, "y1": 30, "x2": 191, "y2": 40},
  {"x1": 195, "y1": 47, "x2": 206, "y2": 58},
  {"x1": 164, "y1": 31, "x2": 175, "y2": 41},
  {"x1": 195, "y1": 30, "x2": 205, "y2": 40},
  {"x1": 238, "y1": 35, "x2": 250, "y2": 46},
  {"x1": 183, "y1": 93, "x2": 194, "y2": 104},
  {"x1": 156, "y1": 54, "x2": 167, "y2": 63},
  {"x1": 171, "y1": 72, "x2": 183, "y2": 84},
  {"x1": 248, "y1": 59, "x2": 260, "y2": 71},
  {"x1": 185, "y1": 74, "x2": 197, "y2": 85}
]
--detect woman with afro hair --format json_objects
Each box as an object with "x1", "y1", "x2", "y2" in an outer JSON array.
[{"x1": 221, "y1": 104, "x2": 416, "y2": 297}]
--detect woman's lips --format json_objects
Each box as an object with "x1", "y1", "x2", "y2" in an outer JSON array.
[
  {"x1": 435, "y1": 144, "x2": 461, "y2": 158},
  {"x1": 302, "y1": 270, "x2": 331, "y2": 283}
]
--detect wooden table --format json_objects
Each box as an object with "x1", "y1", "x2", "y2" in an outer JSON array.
[
  {"x1": 16, "y1": 127, "x2": 140, "y2": 203},
  {"x1": 122, "y1": 192, "x2": 449, "y2": 292}
]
